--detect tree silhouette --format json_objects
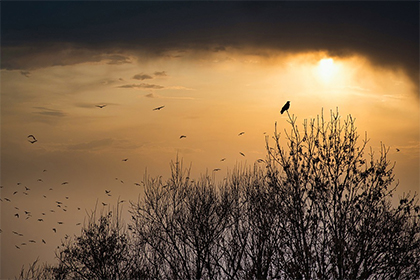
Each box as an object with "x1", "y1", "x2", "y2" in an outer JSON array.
[{"x1": 19, "y1": 109, "x2": 419, "y2": 280}]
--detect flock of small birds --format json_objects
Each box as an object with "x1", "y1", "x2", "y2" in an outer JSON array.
[
  {"x1": 4, "y1": 100, "x2": 402, "y2": 255},
  {"x1": 1, "y1": 166, "x2": 137, "y2": 252}
]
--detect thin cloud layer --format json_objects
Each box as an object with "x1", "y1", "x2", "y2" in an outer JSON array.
[
  {"x1": 132, "y1": 73, "x2": 153, "y2": 81},
  {"x1": 118, "y1": 83, "x2": 165, "y2": 90},
  {"x1": 1, "y1": 2, "x2": 418, "y2": 90}
]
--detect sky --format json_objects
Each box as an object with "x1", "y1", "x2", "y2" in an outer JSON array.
[{"x1": 1, "y1": 1, "x2": 419, "y2": 278}]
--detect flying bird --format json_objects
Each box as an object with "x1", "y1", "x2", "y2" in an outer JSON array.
[
  {"x1": 42, "y1": 239, "x2": 46, "y2": 244},
  {"x1": 238, "y1": 132, "x2": 245, "y2": 136},
  {"x1": 396, "y1": 148, "x2": 400, "y2": 152},
  {"x1": 213, "y1": 168, "x2": 221, "y2": 172},
  {"x1": 240, "y1": 152, "x2": 245, "y2": 157},
  {"x1": 61, "y1": 181, "x2": 69, "y2": 185},
  {"x1": 52, "y1": 228, "x2": 56, "y2": 233},
  {"x1": 95, "y1": 104, "x2": 107, "y2": 108},
  {"x1": 280, "y1": 101, "x2": 291, "y2": 114},
  {"x1": 122, "y1": 158, "x2": 128, "y2": 161},
  {"x1": 153, "y1": 105, "x2": 165, "y2": 111},
  {"x1": 220, "y1": 158, "x2": 226, "y2": 161},
  {"x1": 27, "y1": 135, "x2": 37, "y2": 144},
  {"x1": 180, "y1": 135, "x2": 186, "y2": 139}
]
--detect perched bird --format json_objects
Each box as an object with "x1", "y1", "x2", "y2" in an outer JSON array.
[
  {"x1": 238, "y1": 132, "x2": 245, "y2": 136},
  {"x1": 153, "y1": 105, "x2": 165, "y2": 111},
  {"x1": 96, "y1": 104, "x2": 107, "y2": 108},
  {"x1": 28, "y1": 135, "x2": 37, "y2": 144},
  {"x1": 280, "y1": 101, "x2": 291, "y2": 114},
  {"x1": 180, "y1": 135, "x2": 187, "y2": 139}
]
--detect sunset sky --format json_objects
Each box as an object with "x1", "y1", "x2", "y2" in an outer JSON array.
[{"x1": 1, "y1": 1, "x2": 419, "y2": 278}]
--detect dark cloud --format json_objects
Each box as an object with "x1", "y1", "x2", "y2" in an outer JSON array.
[
  {"x1": 33, "y1": 107, "x2": 66, "y2": 117},
  {"x1": 20, "y1": 71, "x2": 31, "y2": 77},
  {"x1": 118, "y1": 83, "x2": 165, "y2": 90},
  {"x1": 154, "y1": 71, "x2": 167, "y2": 77},
  {"x1": 2, "y1": 2, "x2": 418, "y2": 90},
  {"x1": 132, "y1": 73, "x2": 153, "y2": 80}
]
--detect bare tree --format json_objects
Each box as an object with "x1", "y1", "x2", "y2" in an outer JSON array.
[
  {"x1": 52, "y1": 204, "x2": 146, "y2": 280},
  {"x1": 264, "y1": 109, "x2": 420, "y2": 279}
]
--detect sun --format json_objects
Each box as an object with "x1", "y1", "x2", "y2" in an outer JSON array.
[{"x1": 317, "y1": 58, "x2": 337, "y2": 83}]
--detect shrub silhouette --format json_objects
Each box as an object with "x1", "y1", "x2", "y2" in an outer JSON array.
[{"x1": 19, "y1": 109, "x2": 420, "y2": 280}]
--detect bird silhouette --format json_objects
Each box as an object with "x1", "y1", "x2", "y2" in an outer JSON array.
[
  {"x1": 27, "y1": 135, "x2": 37, "y2": 144},
  {"x1": 153, "y1": 105, "x2": 165, "y2": 111},
  {"x1": 96, "y1": 104, "x2": 107, "y2": 108},
  {"x1": 280, "y1": 101, "x2": 290, "y2": 114}
]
